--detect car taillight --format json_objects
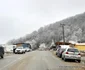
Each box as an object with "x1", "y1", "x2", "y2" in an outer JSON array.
[{"x1": 66, "y1": 52, "x2": 68, "y2": 54}]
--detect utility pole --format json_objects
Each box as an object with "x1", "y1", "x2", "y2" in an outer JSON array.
[{"x1": 60, "y1": 23, "x2": 65, "y2": 44}]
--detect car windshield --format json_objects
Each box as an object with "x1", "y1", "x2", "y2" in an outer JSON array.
[
  {"x1": 17, "y1": 47, "x2": 23, "y2": 49},
  {"x1": 67, "y1": 48, "x2": 79, "y2": 52}
]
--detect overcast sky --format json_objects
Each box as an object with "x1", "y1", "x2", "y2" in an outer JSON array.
[{"x1": 0, "y1": 0, "x2": 85, "y2": 44}]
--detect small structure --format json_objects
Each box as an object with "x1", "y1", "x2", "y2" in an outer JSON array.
[
  {"x1": 55, "y1": 42, "x2": 74, "y2": 50},
  {"x1": 25, "y1": 40, "x2": 37, "y2": 50},
  {"x1": 15, "y1": 43, "x2": 31, "y2": 49},
  {"x1": 55, "y1": 42, "x2": 71, "y2": 45},
  {"x1": 75, "y1": 43, "x2": 85, "y2": 51},
  {"x1": 55, "y1": 41, "x2": 85, "y2": 51}
]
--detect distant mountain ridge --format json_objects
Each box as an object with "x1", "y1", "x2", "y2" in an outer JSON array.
[{"x1": 7, "y1": 12, "x2": 85, "y2": 48}]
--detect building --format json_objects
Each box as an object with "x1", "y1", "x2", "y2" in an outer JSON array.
[
  {"x1": 15, "y1": 43, "x2": 31, "y2": 49},
  {"x1": 55, "y1": 41, "x2": 85, "y2": 51},
  {"x1": 75, "y1": 43, "x2": 85, "y2": 51},
  {"x1": 55, "y1": 42, "x2": 71, "y2": 45}
]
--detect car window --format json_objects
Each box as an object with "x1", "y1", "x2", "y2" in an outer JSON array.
[
  {"x1": 62, "y1": 49, "x2": 65, "y2": 51},
  {"x1": 67, "y1": 49, "x2": 79, "y2": 52},
  {"x1": 60, "y1": 48, "x2": 65, "y2": 52},
  {"x1": 17, "y1": 47, "x2": 23, "y2": 49},
  {"x1": 62, "y1": 49, "x2": 65, "y2": 52}
]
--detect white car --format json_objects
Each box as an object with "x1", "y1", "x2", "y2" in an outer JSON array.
[
  {"x1": 56, "y1": 45, "x2": 70, "y2": 57},
  {"x1": 25, "y1": 48, "x2": 31, "y2": 52},
  {"x1": 15, "y1": 47, "x2": 25, "y2": 54},
  {"x1": 62, "y1": 47, "x2": 81, "y2": 63}
]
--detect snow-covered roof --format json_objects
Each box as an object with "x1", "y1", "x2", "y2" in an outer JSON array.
[
  {"x1": 69, "y1": 41, "x2": 77, "y2": 44},
  {"x1": 75, "y1": 43, "x2": 85, "y2": 45},
  {"x1": 60, "y1": 45, "x2": 70, "y2": 48}
]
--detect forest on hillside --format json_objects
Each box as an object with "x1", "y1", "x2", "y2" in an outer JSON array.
[{"x1": 7, "y1": 12, "x2": 85, "y2": 49}]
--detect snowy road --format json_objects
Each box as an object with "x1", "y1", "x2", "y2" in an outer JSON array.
[{"x1": 0, "y1": 51, "x2": 84, "y2": 70}]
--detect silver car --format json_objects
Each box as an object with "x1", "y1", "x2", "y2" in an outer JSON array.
[{"x1": 62, "y1": 47, "x2": 81, "y2": 63}]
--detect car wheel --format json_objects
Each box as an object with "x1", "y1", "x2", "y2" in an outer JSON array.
[
  {"x1": 23, "y1": 52, "x2": 25, "y2": 54},
  {"x1": 1, "y1": 55, "x2": 4, "y2": 58},
  {"x1": 77, "y1": 60, "x2": 81, "y2": 63},
  {"x1": 62, "y1": 57, "x2": 63, "y2": 60},
  {"x1": 60, "y1": 54, "x2": 62, "y2": 58},
  {"x1": 64, "y1": 57, "x2": 67, "y2": 61}
]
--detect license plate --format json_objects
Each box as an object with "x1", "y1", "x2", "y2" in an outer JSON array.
[
  {"x1": 71, "y1": 56, "x2": 76, "y2": 58},
  {"x1": 74, "y1": 52, "x2": 78, "y2": 55}
]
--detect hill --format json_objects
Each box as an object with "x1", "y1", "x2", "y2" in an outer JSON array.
[{"x1": 7, "y1": 12, "x2": 85, "y2": 48}]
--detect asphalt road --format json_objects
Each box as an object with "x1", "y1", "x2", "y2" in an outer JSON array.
[{"x1": 0, "y1": 51, "x2": 84, "y2": 70}]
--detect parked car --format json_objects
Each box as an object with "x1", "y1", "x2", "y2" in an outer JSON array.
[
  {"x1": 62, "y1": 47, "x2": 81, "y2": 63},
  {"x1": 25, "y1": 48, "x2": 31, "y2": 52},
  {"x1": 56, "y1": 45, "x2": 70, "y2": 58},
  {"x1": 0, "y1": 46, "x2": 4, "y2": 58},
  {"x1": 57, "y1": 48, "x2": 66, "y2": 58},
  {"x1": 15, "y1": 47, "x2": 25, "y2": 54}
]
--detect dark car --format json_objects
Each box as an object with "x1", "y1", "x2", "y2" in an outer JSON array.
[
  {"x1": 0, "y1": 46, "x2": 4, "y2": 58},
  {"x1": 57, "y1": 48, "x2": 66, "y2": 58}
]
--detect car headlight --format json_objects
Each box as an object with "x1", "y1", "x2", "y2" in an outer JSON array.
[{"x1": 15, "y1": 50, "x2": 17, "y2": 52}]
